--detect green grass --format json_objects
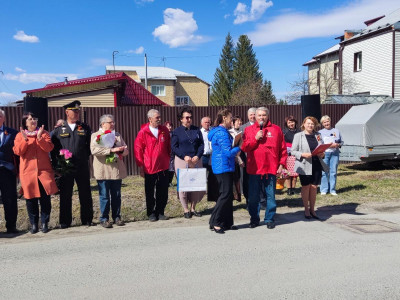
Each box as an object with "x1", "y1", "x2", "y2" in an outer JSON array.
[{"x1": 1, "y1": 163, "x2": 399, "y2": 232}]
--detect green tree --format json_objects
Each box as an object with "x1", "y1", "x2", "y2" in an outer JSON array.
[
  {"x1": 259, "y1": 80, "x2": 277, "y2": 104},
  {"x1": 233, "y1": 35, "x2": 262, "y2": 91},
  {"x1": 210, "y1": 33, "x2": 235, "y2": 106}
]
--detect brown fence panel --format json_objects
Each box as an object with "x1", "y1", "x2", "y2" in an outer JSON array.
[{"x1": 1, "y1": 104, "x2": 356, "y2": 175}]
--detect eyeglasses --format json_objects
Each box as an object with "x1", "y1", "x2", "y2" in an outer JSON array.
[
  {"x1": 184, "y1": 116, "x2": 192, "y2": 120},
  {"x1": 27, "y1": 118, "x2": 38, "y2": 121},
  {"x1": 104, "y1": 121, "x2": 115, "y2": 124}
]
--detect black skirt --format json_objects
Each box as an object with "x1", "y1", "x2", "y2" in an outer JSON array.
[{"x1": 299, "y1": 157, "x2": 322, "y2": 186}]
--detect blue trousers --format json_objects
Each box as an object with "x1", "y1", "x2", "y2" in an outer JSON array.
[
  {"x1": 97, "y1": 180, "x2": 122, "y2": 222},
  {"x1": 321, "y1": 152, "x2": 339, "y2": 193},
  {"x1": 248, "y1": 174, "x2": 276, "y2": 224}
]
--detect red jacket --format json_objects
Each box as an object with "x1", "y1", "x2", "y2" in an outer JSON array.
[
  {"x1": 134, "y1": 124, "x2": 171, "y2": 175},
  {"x1": 241, "y1": 121, "x2": 287, "y2": 176}
]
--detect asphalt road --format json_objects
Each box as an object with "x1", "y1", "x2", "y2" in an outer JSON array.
[{"x1": 1, "y1": 204, "x2": 400, "y2": 300}]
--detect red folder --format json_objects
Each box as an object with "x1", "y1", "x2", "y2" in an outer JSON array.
[{"x1": 311, "y1": 143, "x2": 332, "y2": 156}]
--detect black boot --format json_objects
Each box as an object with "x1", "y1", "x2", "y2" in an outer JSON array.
[
  {"x1": 287, "y1": 188, "x2": 292, "y2": 196},
  {"x1": 30, "y1": 223, "x2": 39, "y2": 234},
  {"x1": 41, "y1": 223, "x2": 49, "y2": 233}
]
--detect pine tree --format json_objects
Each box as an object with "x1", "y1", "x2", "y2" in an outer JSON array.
[
  {"x1": 259, "y1": 80, "x2": 277, "y2": 104},
  {"x1": 233, "y1": 35, "x2": 262, "y2": 91},
  {"x1": 210, "y1": 33, "x2": 235, "y2": 106}
]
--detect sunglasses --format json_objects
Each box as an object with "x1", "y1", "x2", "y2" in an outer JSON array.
[
  {"x1": 27, "y1": 118, "x2": 38, "y2": 121},
  {"x1": 184, "y1": 116, "x2": 192, "y2": 120}
]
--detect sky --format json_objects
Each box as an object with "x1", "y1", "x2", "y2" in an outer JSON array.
[{"x1": 1, "y1": 0, "x2": 400, "y2": 105}]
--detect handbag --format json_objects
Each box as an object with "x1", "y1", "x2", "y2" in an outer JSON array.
[{"x1": 177, "y1": 167, "x2": 207, "y2": 192}]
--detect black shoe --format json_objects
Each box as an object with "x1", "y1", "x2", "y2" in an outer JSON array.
[
  {"x1": 114, "y1": 217, "x2": 125, "y2": 226},
  {"x1": 209, "y1": 225, "x2": 214, "y2": 231},
  {"x1": 184, "y1": 212, "x2": 192, "y2": 219},
  {"x1": 149, "y1": 213, "x2": 157, "y2": 222},
  {"x1": 310, "y1": 212, "x2": 320, "y2": 220},
  {"x1": 191, "y1": 211, "x2": 202, "y2": 217},
  {"x1": 230, "y1": 225, "x2": 238, "y2": 230},
  {"x1": 6, "y1": 227, "x2": 19, "y2": 234},
  {"x1": 304, "y1": 213, "x2": 312, "y2": 219},
  {"x1": 249, "y1": 223, "x2": 258, "y2": 228},
  {"x1": 85, "y1": 221, "x2": 96, "y2": 227},
  {"x1": 41, "y1": 223, "x2": 49, "y2": 233},
  {"x1": 214, "y1": 227, "x2": 225, "y2": 234},
  {"x1": 287, "y1": 188, "x2": 292, "y2": 196},
  {"x1": 60, "y1": 223, "x2": 70, "y2": 229},
  {"x1": 30, "y1": 223, "x2": 39, "y2": 234},
  {"x1": 158, "y1": 214, "x2": 169, "y2": 221},
  {"x1": 266, "y1": 222, "x2": 275, "y2": 229}
]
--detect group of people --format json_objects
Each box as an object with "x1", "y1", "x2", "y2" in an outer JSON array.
[{"x1": 0, "y1": 102, "x2": 342, "y2": 235}]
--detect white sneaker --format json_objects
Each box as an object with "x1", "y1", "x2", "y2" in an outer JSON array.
[
  {"x1": 321, "y1": 192, "x2": 327, "y2": 195},
  {"x1": 330, "y1": 192, "x2": 338, "y2": 196}
]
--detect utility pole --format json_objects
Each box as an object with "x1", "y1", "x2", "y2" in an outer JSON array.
[
  {"x1": 145, "y1": 53, "x2": 148, "y2": 90},
  {"x1": 112, "y1": 51, "x2": 119, "y2": 73}
]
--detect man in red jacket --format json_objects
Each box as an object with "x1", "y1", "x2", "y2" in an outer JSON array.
[
  {"x1": 241, "y1": 107, "x2": 287, "y2": 229},
  {"x1": 134, "y1": 109, "x2": 171, "y2": 222}
]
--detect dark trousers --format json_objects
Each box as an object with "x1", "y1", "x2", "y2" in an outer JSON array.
[
  {"x1": 144, "y1": 170, "x2": 169, "y2": 217},
  {"x1": 59, "y1": 165, "x2": 93, "y2": 226},
  {"x1": 0, "y1": 168, "x2": 18, "y2": 230},
  {"x1": 26, "y1": 181, "x2": 51, "y2": 225},
  {"x1": 97, "y1": 180, "x2": 121, "y2": 222},
  {"x1": 209, "y1": 172, "x2": 234, "y2": 229}
]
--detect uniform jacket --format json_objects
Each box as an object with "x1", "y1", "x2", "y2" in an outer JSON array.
[
  {"x1": 208, "y1": 126, "x2": 240, "y2": 175},
  {"x1": 91, "y1": 130, "x2": 129, "y2": 180},
  {"x1": 51, "y1": 121, "x2": 91, "y2": 168},
  {"x1": 134, "y1": 124, "x2": 171, "y2": 175},
  {"x1": 0, "y1": 126, "x2": 18, "y2": 172},
  {"x1": 241, "y1": 120, "x2": 287, "y2": 176},
  {"x1": 13, "y1": 131, "x2": 59, "y2": 199},
  {"x1": 291, "y1": 131, "x2": 329, "y2": 175}
]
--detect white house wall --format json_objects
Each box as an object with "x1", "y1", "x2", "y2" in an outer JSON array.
[
  {"x1": 395, "y1": 31, "x2": 400, "y2": 100},
  {"x1": 342, "y1": 32, "x2": 393, "y2": 96}
]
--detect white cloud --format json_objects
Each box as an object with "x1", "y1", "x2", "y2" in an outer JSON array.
[
  {"x1": 135, "y1": 0, "x2": 154, "y2": 3},
  {"x1": 234, "y1": 0, "x2": 273, "y2": 24},
  {"x1": 0, "y1": 92, "x2": 20, "y2": 104},
  {"x1": 15, "y1": 67, "x2": 26, "y2": 72},
  {"x1": 248, "y1": 0, "x2": 400, "y2": 46},
  {"x1": 4, "y1": 72, "x2": 78, "y2": 84},
  {"x1": 153, "y1": 8, "x2": 205, "y2": 48},
  {"x1": 224, "y1": 14, "x2": 231, "y2": 19},
  {"x1": 126, "y1": 46, "x2": 144, "y2": 54},
  {"x1": 91, "y1": 58, "x2": 110, "y2": 66},
  {"x1": 13, "y1": 30, "x2": 39, "y2": 43}
]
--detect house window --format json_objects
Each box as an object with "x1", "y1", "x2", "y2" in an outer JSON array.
[
  {"x1": 176, "y1": 96, "x2": 190, "y2": 106},
  {"x1": 354, "y1": 52, "x2": 362, "y2": 72},
  {"x1": 151, "y1": 85, "x2": 166, "y2": 96},
  {"x1": 334, "y1": 63, "x2": 339, "y2": 80}
]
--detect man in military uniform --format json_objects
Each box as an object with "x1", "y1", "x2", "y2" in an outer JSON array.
[{"x1": 51, "y1": 100, "x2": 94, "y2": 228}]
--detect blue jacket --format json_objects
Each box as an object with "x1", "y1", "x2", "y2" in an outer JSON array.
[{"x1": 208, "y1": 126, "x2": 240, "y2": 175}]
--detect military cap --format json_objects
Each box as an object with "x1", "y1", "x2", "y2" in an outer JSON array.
[{"x1": 63, "y1": 100, "x2": 81, "y2": 110}]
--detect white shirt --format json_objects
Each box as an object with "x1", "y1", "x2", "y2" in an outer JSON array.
[
  {"x1": 200, "y1": 127, "x2": 212, "y2": 155},
  {"x1": 68, "y1": 123, "x2": 76, "y2": 131},
  {"x1": 149, "y1": 125, "x2": 159, "y2": 138}
]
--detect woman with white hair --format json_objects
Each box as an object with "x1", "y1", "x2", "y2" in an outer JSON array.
[
  {"x1": 319, "y1": 115, "x2": 343, "y2": 196},
  {"x1": 91, "y1": 114, "x2": 128, "y2": 228}
]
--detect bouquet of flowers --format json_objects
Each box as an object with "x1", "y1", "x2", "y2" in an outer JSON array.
[
  {"x1": 56, "y1": 149, "x2": 75, "y2": 175},
  {"x1": 96, "y1": 130, "x2": 122, "y2": 164}
]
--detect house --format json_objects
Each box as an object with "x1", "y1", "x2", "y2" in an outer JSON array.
[
  {"x1": 303, "y1": 8, "x2": 400, "y2": 102},
  {"x1": 22, "y1": 72, "x2": 167, "y2": 107},
  {"x1": 106, "y1": 66, "x2": 210, "y2": 106},
  {"x1": 303, "y1": 44, "x2": 340, "y2": 102}
]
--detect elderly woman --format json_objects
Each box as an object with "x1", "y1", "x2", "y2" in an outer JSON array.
[
  {"x1": 13, "y1": 112, "x2": 58, "y2": 234},
  {"x1": 283, "y1": 115, "x2": 301, "y2": 195},
  {"x1": 91, "y1": 114, "x2": 128, "y2": 228},
  {"x1": 209, "y1": 109, "x2": 241, "y2": 233},
  {"x1": 291, "y1": 117, "x2": 329, "y2": 219},
  {"x1": 319, "y1": 115, "x2": 343, "y2": 196},
  {"x1": 171, "y1": 106, "x2": 205, "y2": 218}
]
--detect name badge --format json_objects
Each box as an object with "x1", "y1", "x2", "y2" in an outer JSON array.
[
  {"x1": 60, "y1": 133, "x2": 70, "y2": 137},
  {"x1": 77, "y1": 132, "x2": 86, "y2": 136}
]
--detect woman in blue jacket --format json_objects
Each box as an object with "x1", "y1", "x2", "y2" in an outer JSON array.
[{"x1": 208, "y1": 109, "x2": 241, "y2": 234}]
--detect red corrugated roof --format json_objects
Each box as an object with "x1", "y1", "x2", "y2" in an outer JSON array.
[{"x1": 22, "y1": 72, "x2": 168, "y2": 106}]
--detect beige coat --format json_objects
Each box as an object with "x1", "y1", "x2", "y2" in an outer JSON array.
[{"x1": 90, "y1": 131, "x2": 129, "y2": 180}]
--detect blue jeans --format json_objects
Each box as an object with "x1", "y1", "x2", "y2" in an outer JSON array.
[
  {"x1": 97, "y1": 180, "x2": 122, "y2": 222},
  {"x1": 248, "y1": 174, "x2": 276, "y2": 224},
  {"x1": 321, "y1": 152, "x2": 339, "y2": 193}
]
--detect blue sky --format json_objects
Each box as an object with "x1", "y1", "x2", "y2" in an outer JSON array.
[{"x1": 1, "y1": 0, "x2": 399, "y2": 105}]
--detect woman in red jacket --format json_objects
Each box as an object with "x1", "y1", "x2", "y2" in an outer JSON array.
[{"x1": 13, "y1": 113, "x2": 58, "y2": 233}]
